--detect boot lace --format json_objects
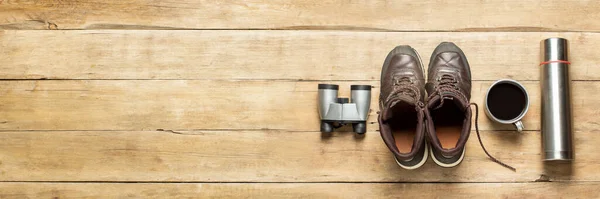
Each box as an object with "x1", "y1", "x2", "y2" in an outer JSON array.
[
  {"x1": 385, "y1": 76, "x2": 424, "y2": 109},
  {"x1": 430, "y1": 74, "x2": 516, "y2": 171},
  {"x1": 471, "y1": 103, "x2": 516, "y2": 171},
  {"x1": 429, "y1": 74, "x2": 466, "y2": 110}
]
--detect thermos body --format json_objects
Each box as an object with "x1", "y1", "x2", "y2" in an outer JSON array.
[{"x1": 541, "y1": 38, "x2": 573, "y2": 161}]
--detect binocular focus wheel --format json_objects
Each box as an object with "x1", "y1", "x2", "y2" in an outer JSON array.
[
  {"x1": 353, "y1": 122, "x2": 367, "y2": 134},
  {"x1": 320, "y1": 121, "x2": 334, "y2": 133}
]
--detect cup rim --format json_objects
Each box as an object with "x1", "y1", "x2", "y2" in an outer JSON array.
[{"x1": 484, "y1": 79, "x2": 530, "y2": 124}]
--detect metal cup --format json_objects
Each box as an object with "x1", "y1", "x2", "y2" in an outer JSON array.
[{"x1": 484, "y1": 79, "x2": 530, "y2": 132}]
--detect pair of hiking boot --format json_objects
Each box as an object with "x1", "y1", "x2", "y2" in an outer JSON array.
[{"x1": 378, "y1": 42, "x2": 473, "y2": 169}]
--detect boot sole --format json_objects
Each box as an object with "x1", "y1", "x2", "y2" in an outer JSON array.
[
  {"x1": 430, "y1": 145, "x2": 466, "y2": 168},
  {"x1": 395, "y1": 143, "x2": 429, "y2": 170}
]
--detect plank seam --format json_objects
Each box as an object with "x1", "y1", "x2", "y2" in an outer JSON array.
[
  {"x1": 0, "y1": 181, "x2": 594, "y2": 184},
  {"x1": 0, "y1": 79, "x2": 535, "y2": 81},
  {"x1": 7, "y1": 28, "x2": 600, "y2": 33}
]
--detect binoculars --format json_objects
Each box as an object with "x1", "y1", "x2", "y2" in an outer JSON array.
[{"x1": 318, "y1": 84, "x2": 372, "y2": 134}]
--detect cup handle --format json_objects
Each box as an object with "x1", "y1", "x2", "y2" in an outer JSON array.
[{"x1": 513, "y1": 120, "x2": 524, "y2": 132}]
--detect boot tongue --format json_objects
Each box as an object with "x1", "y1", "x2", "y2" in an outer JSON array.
[
  {"x1": 382, "y1": 96, "x2": 416, "y2": 121},
  {"x1": 430, "y1": 91, "x2": 467, "y2": 111},
  {"x1": 396, "y1": 95, "x2": 416, "y2": 105}
]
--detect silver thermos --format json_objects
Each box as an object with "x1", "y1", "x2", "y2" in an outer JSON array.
[{"x1": 541, "y1": 38, "x2": 573, "y2": 161}]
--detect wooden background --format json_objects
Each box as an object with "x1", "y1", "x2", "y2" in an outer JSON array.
[{"x1": 1, "y1": 0, "x2": 599, "y2": 198}]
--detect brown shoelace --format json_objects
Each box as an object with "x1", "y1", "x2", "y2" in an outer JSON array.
[
  {"x1": 385, "y1": 76, "x2": 424, "y2": 110},
  {"x1": 429, "y1": 74, "x2": 468, "y2": 110},
  {"x1": 470, "y1": 102, "x2": 517, "y2": 171},
  {"x1": 433, "y1": 74, "x2": 515, "y2": 171},
  {"x1": 399, "y1": 73, "x2": 516, "y2": 171}
]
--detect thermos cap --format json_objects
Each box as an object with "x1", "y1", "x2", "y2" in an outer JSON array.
[{"x1": 541, "y1": 38, "x2": 569, "y2": 62}]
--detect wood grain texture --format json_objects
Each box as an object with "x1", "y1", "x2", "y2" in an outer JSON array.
[
  {"x1": 1, "y1": 0, "x2": 598, "y2": 195},
  {"x1": 0, "y1": 0, "x2": 599, "y2": 31},
  {"x1": 1, "y1": 182, "x2": 599, "y2": 198},
  {"x1": 0, "y1": 30, "x2": 598, "y2": 81},
  {"x1": 0, "y1": 130, "x2": 595, "y2": 182},
  {"x1": 1, "y1": 80, "x2": 598, "y2": 131}
]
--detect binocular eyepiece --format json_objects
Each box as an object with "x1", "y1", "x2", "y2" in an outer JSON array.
[{"x1": 318, "y1": 84, "x2": 372, "y2": 134}]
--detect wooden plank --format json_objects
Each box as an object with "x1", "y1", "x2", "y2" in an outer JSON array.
[
  {"x1": 0, "y1": 30, "x2": 598, "y2": 81},
  {"x1": 0, "y1": 130, "x2": 595, "y2": 182},
  {"x1": 1, "y1": 1, "x2": 600, "y2": 31},
  {"x1": 0, "y1": 80, "x2": 597, "y2": 131},
  {"x1": 1, "y1": 182, "x2": 599, "y2": 198}
]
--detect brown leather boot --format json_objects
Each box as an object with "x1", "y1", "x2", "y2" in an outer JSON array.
[
  {"x1": 378, "y1": 46, "x2": 428, "y2": 169},
  {"x1": 424, "y1": 42, "x2": 472, "y2": 168}
]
